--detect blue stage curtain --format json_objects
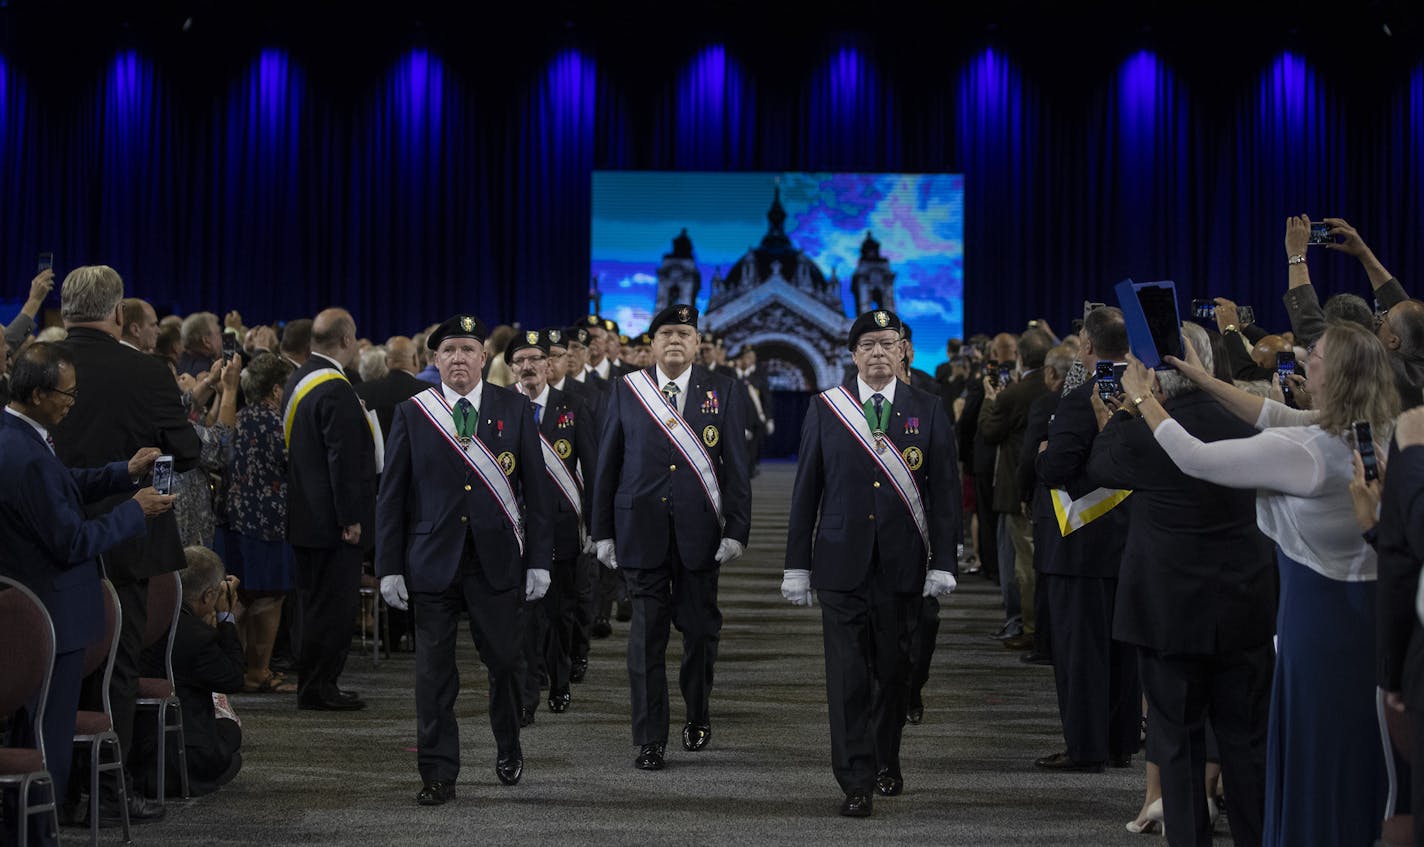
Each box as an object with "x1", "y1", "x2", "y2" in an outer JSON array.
[{"x1": 0, "y1": 42, "x2": 1422, "y2": 340}]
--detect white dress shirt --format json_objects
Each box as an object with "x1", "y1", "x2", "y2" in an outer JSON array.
[
  {"x1": 5, "y1": 407, "x2": 51, "y2": 453},
  {"x1": 655, "y1": 365, "x2": 694, "y2": 416},
  {"x1": 311, "y1": 351, "x2": 346, "y2": 372},
  {"x1": 856, "y1": 376, "x2": 898, "y2": 406},
  {"x1": 441, "y1": 381, "x2": 482, "y2": 419}
]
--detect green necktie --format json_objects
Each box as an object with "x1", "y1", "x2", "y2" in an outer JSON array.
[
  {"x1": 454, "y1": 398, "x2": 474, "y2": 438},
  {"x1": 863, "y1": 393, "x2": 890, "y2": 433}
]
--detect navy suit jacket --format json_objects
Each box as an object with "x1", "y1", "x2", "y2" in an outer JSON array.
[
  {"x1": 1377, "y1": 444, "x2": 1424, "y2": 701},
  {"x1": 785, "y1": 379, "x2": 962, "y2": 594},
  {"x1": 376, "y1": 382, "x2": 553, "y2": 593},
  {"x1": 1035, "y1": 382, "x2": 1129, "y2": 578},
  {"x1": 535, "y1": 386, "x2": 598, "y2": 561},
  {"x1": 592, "y1": 365, "x2": 751, "y2": 571},
  {"x1": 281, "y1": 357, "x2": 377, "y2": 549},
  {"x1": 0, "y1": 412, "x2": 146, "y2": 652}
]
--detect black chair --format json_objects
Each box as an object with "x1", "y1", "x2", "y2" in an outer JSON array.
[
  {"x1": 72, "y1": 579, "x2": 132, "y2": 845},
  {"x1": 0, "y1": 576, "x2": 61, "y2": 846},
  {"x1": 134, "y1": 571, "x2": 189, "y2": 803}
]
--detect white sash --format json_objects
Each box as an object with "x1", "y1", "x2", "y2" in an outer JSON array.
[
  {"x1": 624, "y1": 370, "x2": 724, "y2": 529},
  {"x1": 539, "y1": 432, "x2": 586, "y2": 543},
  {"x1": 822, "y1": 386, "x2": 931, "y2": 556},
  {"x1": 409, "y1": 388, "x2": 525, "y2": 556}
]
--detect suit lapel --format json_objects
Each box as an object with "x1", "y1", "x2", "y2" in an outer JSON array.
[{"x1": 540, "y1": 388, "x2": 561, "y2": 440}]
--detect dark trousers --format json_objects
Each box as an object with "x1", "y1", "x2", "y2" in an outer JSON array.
[
  {"x1": 1030, "y1": 512, "x2": 1057, "y2": 660},
  {"x1": 818, "y1": 555, "x2": 919, "y2": 794},
  {"x1": 517, "y1": 557, "x2": 578, "y2": 710},
  {"x1": 292, "y1": 543, "x2": 362, "y2": 701},
  {"x1": 571, "y1": 552, "x2": 598, "y2": 661},
  {"x1": 1139, "y1": 644, "x2": 1273, "y2": 847},
  {"x1": 595, "y1": 562, "x2": 626, "y2": 622},
  {"x1": 411, "y1": 540, "x2": 522, "y2": 783},
  {"x1": 973, "y1": 473, "x2": 999, "y2": 582},
  {"x1": 907, "y1": 596, "x2": 939, "y2": 709},
  {"x1": 622, "y1": 542, "x2": 722, "y2": 746},
  {"x1": 1044, "y1": 573, "x2": 1140, "y2": 763}
]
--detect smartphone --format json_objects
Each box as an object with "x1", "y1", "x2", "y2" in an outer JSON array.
[
  {"x1": 152, "y1": 455, "x2": 174, "y2": 495},
  {"x1": 1308, "y1": 222, "x2": 1331, "y2": 245},
  {"x1": 998, "y1": 363, "x2": 1013, "y2": 388},
  {"x1": 221, "y1": 332, "x2": 240, "y2": 361},
  {"x1": 37, "y1": 252, "x2": 54, "y2": 273},
  {"x1": 1276, "y1": 351, "x2": 1296, "y2": 402},
  {"x1": 1095, "y1": 361, "x2": 1119, "y2": 402},
  {"x1": 1239, "y1": 306, "x2": 1256, "y2": 327},
  {"x1": 1354, "y1": 420, "x2": 1379, "y2": 482},
  {"x1": 1190, "y1": 299, "x2": 1215, "y2": 320}
]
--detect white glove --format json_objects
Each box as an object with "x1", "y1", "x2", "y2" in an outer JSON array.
[
  {"x1": 766, "y1": 420, "x2": 775, "y2": 437},
  {"x1": 714, "y1": 538, "x2": 745, "y2": 564},
  {"x1": 581, "y1": 535, "x2": 597, "y2": 556},
  {"x1": 923, "y1": 569, "x2": 957, "y2": 598},
  {"x1": 781, "y1": 569, "x2": 813, "y2": 606},
  {"x1": 595, "y1": 539, "x2": 618, "y2": 570},
  {"x1": 380, "y1": 574, "x2": 409, "y2": 610},
  {"x1": 525, "y1": 568, "x2": 551, "y2": 602}
]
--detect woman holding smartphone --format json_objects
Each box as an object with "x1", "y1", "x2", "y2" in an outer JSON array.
[{"x1": 1120, "y1": 321, "x2": 1398, "y2": 847}]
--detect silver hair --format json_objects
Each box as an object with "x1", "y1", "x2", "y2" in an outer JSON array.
[
  {"x1": 178, "y1": 545, "x2": 226, "y2": 601},
  {"x1": 358, "y1": 347, "x2": 389, "y2": 383},
  {"x1": 1044, "y1": 345, "x2": 1075, "y2": 380},
  {"x1": 60, "y1": 265, "x2": 124, "y2": 323},
  {"x1": 1158, "y1": 323, "x2": 1215, "y2": 400},
  {"x1": 181, "y1": 312, "x2": 219, "y2": 345}
]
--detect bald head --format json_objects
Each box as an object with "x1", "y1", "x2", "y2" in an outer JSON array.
[
  {"x1": 989, "y1": 333, "x2": 1018, "y2": 364},
  {"x1": 1250, "y1": 335, "x2": 1289, "y2": 371},
  {"x1": 385, "y1": 336, "x2": 418, "y2": 374},
  {"x1": 312, "y1": 308, "x2": 358, "y2": 368}
]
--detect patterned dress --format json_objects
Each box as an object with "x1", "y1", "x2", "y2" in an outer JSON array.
[{"x1": 226, "y1": 404, "x2": 294, "y2": 591}]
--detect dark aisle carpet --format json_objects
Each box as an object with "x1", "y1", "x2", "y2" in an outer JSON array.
[{"x1": 90, "y1": 463, "x2": 1169, "y2": 846}]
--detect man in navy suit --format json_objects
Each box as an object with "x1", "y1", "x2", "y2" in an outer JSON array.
[
  {"x1": 0, "y1": 342, "x2": 173, "y2": 819},
  {"x1": 591, "y1": 304, "x2": 752, "y2": 771},
  {"x1": 376, "y1": 314, "x2": 553, "y2": 806},
  {"x1": 782, "y1": 309, "x2": 961, "y2": 818},
  {"x1": 504, "y1": 330, "x2": 598, "y2": 721}
]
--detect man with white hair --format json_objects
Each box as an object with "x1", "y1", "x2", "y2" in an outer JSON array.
[{"x1": 178, "y1": 311, "x2": 223, "y2": 377}]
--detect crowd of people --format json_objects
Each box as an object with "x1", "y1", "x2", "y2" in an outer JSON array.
[{"x1": 4, "y1": 213, "x2": 1424, "y2": 845}]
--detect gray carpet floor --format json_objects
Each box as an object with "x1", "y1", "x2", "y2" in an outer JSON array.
[{"x1": 90, "y1": 463, "x2": 1176, "y2": 846}]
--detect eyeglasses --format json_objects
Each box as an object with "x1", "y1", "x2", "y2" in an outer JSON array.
[
  {"x1": 547, "y1": 350, "x2": 568, "y2": 360},
  {"x1": 49, "y1": 386, "x2": 79, "y2": 402},
  {"x1": 855, "y1": 339, "x2": 902, "y2": 353},
  {"x1": 511, "y1": 355, "x2": 547, "y2": 367}
]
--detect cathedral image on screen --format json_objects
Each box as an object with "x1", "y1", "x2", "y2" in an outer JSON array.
[{"x1": 648, "y1": 188, "x2": 899, "y2": 391}]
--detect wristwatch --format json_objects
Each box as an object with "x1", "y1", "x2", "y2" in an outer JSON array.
[
  {"x1": 1131, "y1": 394, "x2": 1151, "y2": 408},
  {"x1": 1288, "y1": 254, "x2": 1307, "y2": 265},
  {"x1": 1221, "y1": 324, "x2": 1238, "y2": 334}
]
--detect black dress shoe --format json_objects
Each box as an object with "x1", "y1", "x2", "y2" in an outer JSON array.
[
  {"x1": 548, "y1": 689, "x2": 570, "y2": 713},
  {"x1": 519, "y1": 706, "x2": 535, "y2": 727},
  {"x1": 416, "y1": 780, "x2": 456, "y2": 805},
  {"x1": 906, "y1": 705, "x2": 924, "y2": 724},
  {"x1": 1034, "y1": 751, "x2": 1104, "y2": 773},
  {"x1": 1109, "y1": 755, "x2": 1133, "y2": 768},
  {"x1": 1020, "y1": 652, "x2": 1053, "y2": 666},
  {"x1": 570, "y1": 657, "x2": 588, "y2": 683},
  {"x1": 298, "y1": 694, "x2": 366, "y2": 711},
  {"x1": 591, "y1": 617, "x2": 612, "y2": 638},
  {"x1": 334, "y1": 688, "x2": 361, "y2": 702},
  {"x1": 496, "y1": 753, "x2": 523, "y2": 786},
  {"x1": 634, "y1": 743, "x2": 665, "y2": 770},
  {"x1": 874, "y1": 767, "x2": 904, "y2": 797},
  {"x1": 614, "y1": 600, "x2": 632, "y2": 622},
  {"x1": 840, "y1": 792, "x2": 873, "y2": 817},
  {"x1": 1003, "y1": 633, "x2": 1036, "y2": 650},
  {"x1": 681, "y1": 721, "x2": 710, "y2": 752}
]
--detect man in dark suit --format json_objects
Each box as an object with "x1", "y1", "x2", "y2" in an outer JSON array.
[
  {"x1": 376, "y1": 314, "x2": 552, "y2": 805},
  {"x1": 356, "y1": 336, "x2": 428, "y2": 440},
  {"x1": 504, "y1": 330, "x2": 597, "y2": 720},
  {"x1": 591, "y1": 304, "x2": 752, "y2": 771},
  {"x1": 979, "y1": 329, "x2": 1054, "y2": 650},
  {"x1": 50, "y1": 265, "x2": 198, "y2": 821},
  {"x1": 1379, "y1": 406, "x2": 1424, "y2": 833},
  {"x1": 782, "y1": 308, "x2": 960, "y2": 818},
  {"x1": 1089, "y1": 322, "x2": 1274, "y2": 845},
  {"x1": 1034, "y1": 307, "x2": 1139, "y2": 772},
  {"x1": 0, "y1": 342, "x2": 173, "y2": 822},
  {"x1": 281, "y1": 307, "x2": 376, "y2": 711}
]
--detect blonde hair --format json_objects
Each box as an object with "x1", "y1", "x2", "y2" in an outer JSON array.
[{"x1": 1314, "y1": 322, "x2": 1400, "y2": 439}]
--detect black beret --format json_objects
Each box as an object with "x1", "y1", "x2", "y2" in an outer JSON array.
[
  {"x1": 847, "y1": 309, "x2": 904, "y2": 350},
  {"x1": 648, "y1": 303, "x2": 699, "y2": 335},
  {"x1": 504, "y1": 328, "x2": 551, "y2": 365},
  {"x1": 428, "y1": 314, "x2": 487, "y2": 350},
  {"x1": 564, "y1": 325, "x2": 591, "y2": 346},
  {"x1": 603, "y1": 318, "x2": 619, "y2": 335},
  {"x1": 543, "y1": 327, "x2": 568, "y2": 348},
  {"x1": 634, "y1": 332, "x2": 653, "y2": 347},
  {"x1": 618, "y1": 333, "x2": 630, "y2": 345},
  {"x1": 582, "y1": 315, "x2": 603, "y2": 330},
  {"x1": 700, "y1": 331, "x2": 717, "y2": 346}
]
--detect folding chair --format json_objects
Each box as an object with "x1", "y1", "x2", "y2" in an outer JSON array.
[
  {"x1": 0, "y1": 576, "x2": 61, "y2": 846},
  {"x1": 72, "y1": 579, "x2": 132, "y2": 845}
]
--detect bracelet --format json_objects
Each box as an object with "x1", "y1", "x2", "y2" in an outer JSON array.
[
  {"x1": 1287, "y1": 254, "x2": 1307, "y2": 265},
  {"x1": 1131, "y1": 394, "x2": 1151, "y2": 408}
]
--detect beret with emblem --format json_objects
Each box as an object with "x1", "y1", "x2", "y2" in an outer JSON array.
[
  {"x1": 428, "y1": 314, "x2": 487, "y2": 350},
  {"x1": 847, "y1": 309, "x2": 904, "y2": 350},
  {"x1": 648, "y1": 303, "x2": 699, "y2": 335},
  {"x1": 634, "y1": 332, "x2": 652, "y2": 347},
  {"x1": 503, "y1": 328, "x2": 551, "y2": 365},
  {"x1": 564, "y1": 325, "x2": 591, "y2": 346},
  {"x1": 603, "y1": 318, "x2": 619, "y2": 335},
  {"x1": 582, "y1": 315, "x2": 603, "y2": 330},
  {"x1": 542, "y1": 327, "x2": 567, "y2": 349}
]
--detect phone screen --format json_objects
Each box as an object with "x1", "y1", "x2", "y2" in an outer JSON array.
[
  {"x1": 152, "y1": 455, "x2": 175, "y2": 495},
  {"x1": 1354, "y1": 421, "x2": 1378, "y2": 481},
  {"x1": 998, "y1": 365, "x2": 1013, "y2": 388},
  {"x1": 37, "y1": 252, "x2": 54, "y2": 273},
  {"x1": 1190, "y1": 299, "x2": 1215, "y2": 319},
  {"x1": 1277, "y1": 351, "x2": 1296, "y2": 400},
  {"x1": 1309, "y1": 223, "x2": 1331, "y2": 245},
  {"x1": 1095, "y1": 362, "x2": 1117, "y2": 402},
  {"x1": 222, "y1": 333, "x2": 240, "y2": 361}
]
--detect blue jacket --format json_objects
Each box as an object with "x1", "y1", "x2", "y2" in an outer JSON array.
[
  {"x1": 375, "y1": 382, "x2": 554, "y2": 593},
  {"x1": 0, "y1": 412, "x2": 146, "y2": 651},
  {"x1": 785, "y1": 379, "x2": 962, "y2": 594},
  {"x1": 592, "y1": 365, "x2": 751, "y2": 571}
]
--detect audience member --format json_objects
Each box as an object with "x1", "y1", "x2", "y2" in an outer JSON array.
[
  {"x1": 178, "y1": 311, "x2": 223, "y2": 378},
  {"x1": 1122, "y1": 320, "x2": 1400, "y2": 846},
  {"x1": 355, "y1": 337, "x2": 426, "y2": 439},
  {"x1": 119, "y1": 298, "x2": 159, "y2": 354},
  {"x1": 155, "y1": 323, "x2": 184, "y2": 368},
  {"x1": 278, "y1": 318, "x2": 312, "y2": 369},
  {"x1": 3, "y1": 270, "x2": 54, "y2": 353}
]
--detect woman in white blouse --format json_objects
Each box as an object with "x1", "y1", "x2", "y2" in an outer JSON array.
[{"x1": 1119, "y1": 321, "x2": 1399, "y2": 847}]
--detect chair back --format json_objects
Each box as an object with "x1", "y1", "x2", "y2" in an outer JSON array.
[
  {"x1": 0, "y1": 576, "x2": 57, "y2": 761},
  {"x1": 81, "y1": 579, "x2": 123, "y2": 715},
  {"x1": 144, "y1": 570, "x2": 183, "y2": 691}
]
